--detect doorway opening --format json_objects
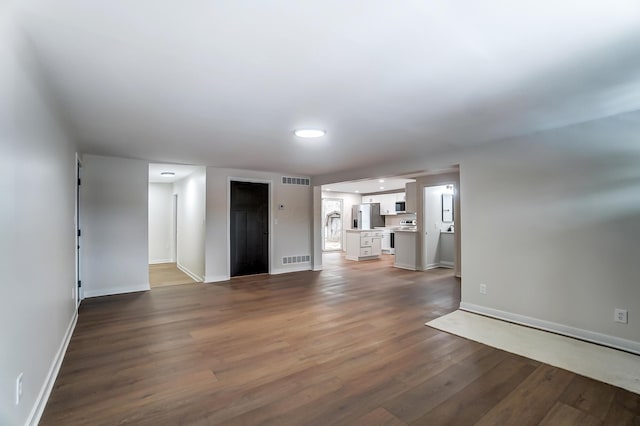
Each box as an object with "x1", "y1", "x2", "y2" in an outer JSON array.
[
  {"x1": 230, "y1": 180, "x2": 270, "y2": 277},
  {"x1": 322, "y1": 198, "x2": 343, "y2": 251},
  {"x1": 148, "y1": 164, "x2": 205, "y2": 288},
  {"x1": 422, "y1": 184, "x2": 456, "y2": 270}
]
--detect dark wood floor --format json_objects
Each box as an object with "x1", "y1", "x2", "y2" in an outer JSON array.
[{"x1": 42, "y1": 253, "x2": 639, "y2": 425}]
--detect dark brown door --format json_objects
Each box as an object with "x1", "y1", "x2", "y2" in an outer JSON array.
[{"x1": 230, "y1": 181, "x2": 269, "y2": 277}]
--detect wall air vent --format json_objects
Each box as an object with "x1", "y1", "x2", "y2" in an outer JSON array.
[
  {"x1": 282, "y1": 176, "x2": 310, "y2": 186},
  {"x1": 282, "y1": 255, "x2": 311, "y2": 265}
]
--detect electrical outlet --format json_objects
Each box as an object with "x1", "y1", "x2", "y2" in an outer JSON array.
[
  {"x1": 479, "y1": 284, "x2": 487, "y2": 294},
  {"x1": 16, "y1": 373, "x2": 23, "y2": 405},
  {"x1": 615, "y1": 308, "x2": 628, "y2": 324}
]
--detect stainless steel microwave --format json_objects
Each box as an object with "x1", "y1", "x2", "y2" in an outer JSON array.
[{"x1": 395, "y1": 201, "x2": 406, "y2": 213}]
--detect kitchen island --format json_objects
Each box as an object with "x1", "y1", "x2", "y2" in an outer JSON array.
[
  {"x1": 393, "y1": 229, "x2": 418, "y2": 270},
  {"x1": 345, "y1": 230, "x2": 382, "y2": 261}
]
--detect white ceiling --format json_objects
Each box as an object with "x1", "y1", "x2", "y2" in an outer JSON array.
[
  {"x1": 16, "y1": 1, "x2": 640, "y2": 177},
  {"x1": 323, "y1": 178, "x2": 414, "y2": 195},
  {"x1": 149, "y1": 163, "x2": 199, "y2": 183}
]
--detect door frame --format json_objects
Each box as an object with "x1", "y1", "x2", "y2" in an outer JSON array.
[
  {"x1": 227, "y1": 177, "x2": 273, "y2": 277},
  {"x1": 422, "y1": 184, "x2": 450, "y2": 270},
  {"x1": 75, "y1": 153, "x2": 83, "y2": 306},
  {"x1": 172, "y1": 193, "x2": 178, "y2": 263}
]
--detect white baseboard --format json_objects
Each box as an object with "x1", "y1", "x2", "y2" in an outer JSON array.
[
  {"x1": 84, "y1": 283, "x2": 150, "y2": 298},
  {"x1": 459, "y1": 302, "x2": 640, "y2": 356},
  {"x1": 28, "y1": 309, "x2": 78, "y2": 426},
  {"x1": 149, "y1": 258, "x2": 174, "y2": 265},
  {"x1": 177, "y1": 263, "x2": 203, "y2": 282},
  {"x1": 204, "y1": 274, "x2": 230, "y2": 283},
  {"x1": 271, "y1": 265, "x2": 311, "y2": 275},
  {"x1": 394, "y1": 263, "x2": 417, "y2": 271},
  {"x1": 440, "y1": 261, "x2": 454, "y2": 268},
  {"x1": 422, "y1": 263, "x2": 440, "y2": 270},
  {"x1": 312, "y1": 266, "x2": 323, "y2": 272}
]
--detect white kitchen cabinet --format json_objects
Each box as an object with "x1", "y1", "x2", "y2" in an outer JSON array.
[
  {"x1": 380, "y1": 193, "x2": 394, "y2": 215},
  {"x1": 362, "y1": 195, "x2": 381, "y2": 204},
  {"x1": 346, "y1": 230, "x2": 382, "y2": 261},
  {"x1": 363, "y1": 192, "x2": 406, "y2": 215}
]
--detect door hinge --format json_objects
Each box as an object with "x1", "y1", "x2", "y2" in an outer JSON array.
[
  {"x1": 78, "y1": 280, "x2": 81, "y2": 288},
  {"x1": 78, "y1": 178, "x2": 81, "y2": 186},
  {"x1": 77, "y1": 229, "x2": 81, "y2": 237}
]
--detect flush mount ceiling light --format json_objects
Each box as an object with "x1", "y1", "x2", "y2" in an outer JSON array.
[
  {"x1": 160, "y1": 172, "x2": 175, "y2": 177},
  {"x1": 379, "y1": 186, "x2": 385, "y2": 190},
  {"x1": 294, "y1": 129, "x2": 326, "y2": 138},
  {"x1": 378, "y1": 179, "x2": 385, "y2": 183}
]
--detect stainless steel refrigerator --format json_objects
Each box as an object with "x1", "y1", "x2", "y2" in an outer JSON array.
[{"x1": 352, "y1": 203, "x2": 384, "y2": 230}]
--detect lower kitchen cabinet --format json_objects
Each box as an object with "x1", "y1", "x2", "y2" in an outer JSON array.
[{"x1": 345, "y1": 230, "x2": 382, "y2": 261}]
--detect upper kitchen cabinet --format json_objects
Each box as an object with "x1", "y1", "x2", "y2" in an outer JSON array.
[
  {"x1": 405, "y1": 182, "x2": 417, "y2": 213},
  {"x1": 363, "y1": 193, "x2": 405, "y2": 215}
]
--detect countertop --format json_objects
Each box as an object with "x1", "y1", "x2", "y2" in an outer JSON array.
[
  {"x1": 441, "y1": 231, "x2": 455, "y2": 234},
  {"x1": 394, "y1": 229, "x2": 417, "y2": 233}
]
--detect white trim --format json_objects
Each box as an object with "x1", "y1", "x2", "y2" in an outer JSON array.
[
  {"x1": 149, "y1": 258, "x2": 174, "y2": 265},
  {"x1": 455, "y1": 273, "x2": 462, "y2": 278},
  {"x1": 177, "y1": 262, "x2": 204, "y2": 282},
  {"x1": 227, "y1": 177, "x2": 273, "y2": 278},
  {"x1": 312, "y1": 266, "x2": 323, "y2": 272},
  {"x1": 75, "y1": 152, "x2": 82, "y2": 307},
  {"x1": 422, "y1": 263, "x2": 440, "y2": 270},
  {"x1": 84, "y1": 283, "x2": 150, "y2": 298},
  {"x1": 204, "y1": 274, "x2": 230, "y2": 283},
  {"x1": 271, "y1": 265, "x2": 311, "y2": 275},
  {"x1": 440, "y1": 261, "x2": 454, "y2": 268},
  {"x1": 459, "y1": 302, "x2": 640, "y2": 356},
  {"x1": 28, "y1": 310, "x2": 78, "y2": 426},
  {"x1": 394, "y1": 263, "x2": 417, "y2": 271}
]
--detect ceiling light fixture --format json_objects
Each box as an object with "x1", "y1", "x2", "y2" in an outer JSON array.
[
  {"x1": 378, "y1": 179, "x2": 385, "y2": 183},
  {"x1": 355, "y1": 190, "x2": 360, "y2": 193},
  {"x1": 294, "y1": 129, "x2": 326, "y2": 138},
  {"x1": 379, "y1": 186, "x2": 385, "y2": 190},
  {"x1": 160, "y1": 172, "x2": 175, "y2": 177}
]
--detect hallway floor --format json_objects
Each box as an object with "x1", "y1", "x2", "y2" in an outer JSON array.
[{"x1": 149, "y1": 262, "x2": 197, "y2": 288}]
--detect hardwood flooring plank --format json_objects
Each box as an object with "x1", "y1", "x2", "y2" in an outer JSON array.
[
  {"x1": 409, "y1": 354, "x2": 537, "y2": 425},
  {"x1": 539, "y1": 401, "x2": 603, "y2": 426},
  {"x1": 559, "y1": 374, "x2": 615, "y2": 420},
  {"x1": 475, "y1": 364, "x2": 574, "y2": 426},
  {"x1": 352, "y1": 407, "x2": 407, "y2": 426}
]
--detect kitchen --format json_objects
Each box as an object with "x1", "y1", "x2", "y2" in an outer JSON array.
[{"x1": 321, "y1": 178, "x2": 456, "y2": 272}]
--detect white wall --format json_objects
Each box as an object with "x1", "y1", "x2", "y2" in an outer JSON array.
[
  {"x1": 148, "y1": 183, "x2": 174, "y2": 264},
  {"x1": 173, "y1": 168, "x2": 206, "y2": 281},
  {"x1": 206, "y1": 169, "x2": 311, "y2": 281},
  {"x1": 459, "y1": 119, "x2": 640, "y2": 351},
  {"x1": 0, "y1": 10, "x2": 78, "y2": 425},
  {"x1": 82, "y1": 155, "x2": 150, "y2": 297},
  {"x1": 321, "y1": 191, "x2": 361, "y2": 250}
]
